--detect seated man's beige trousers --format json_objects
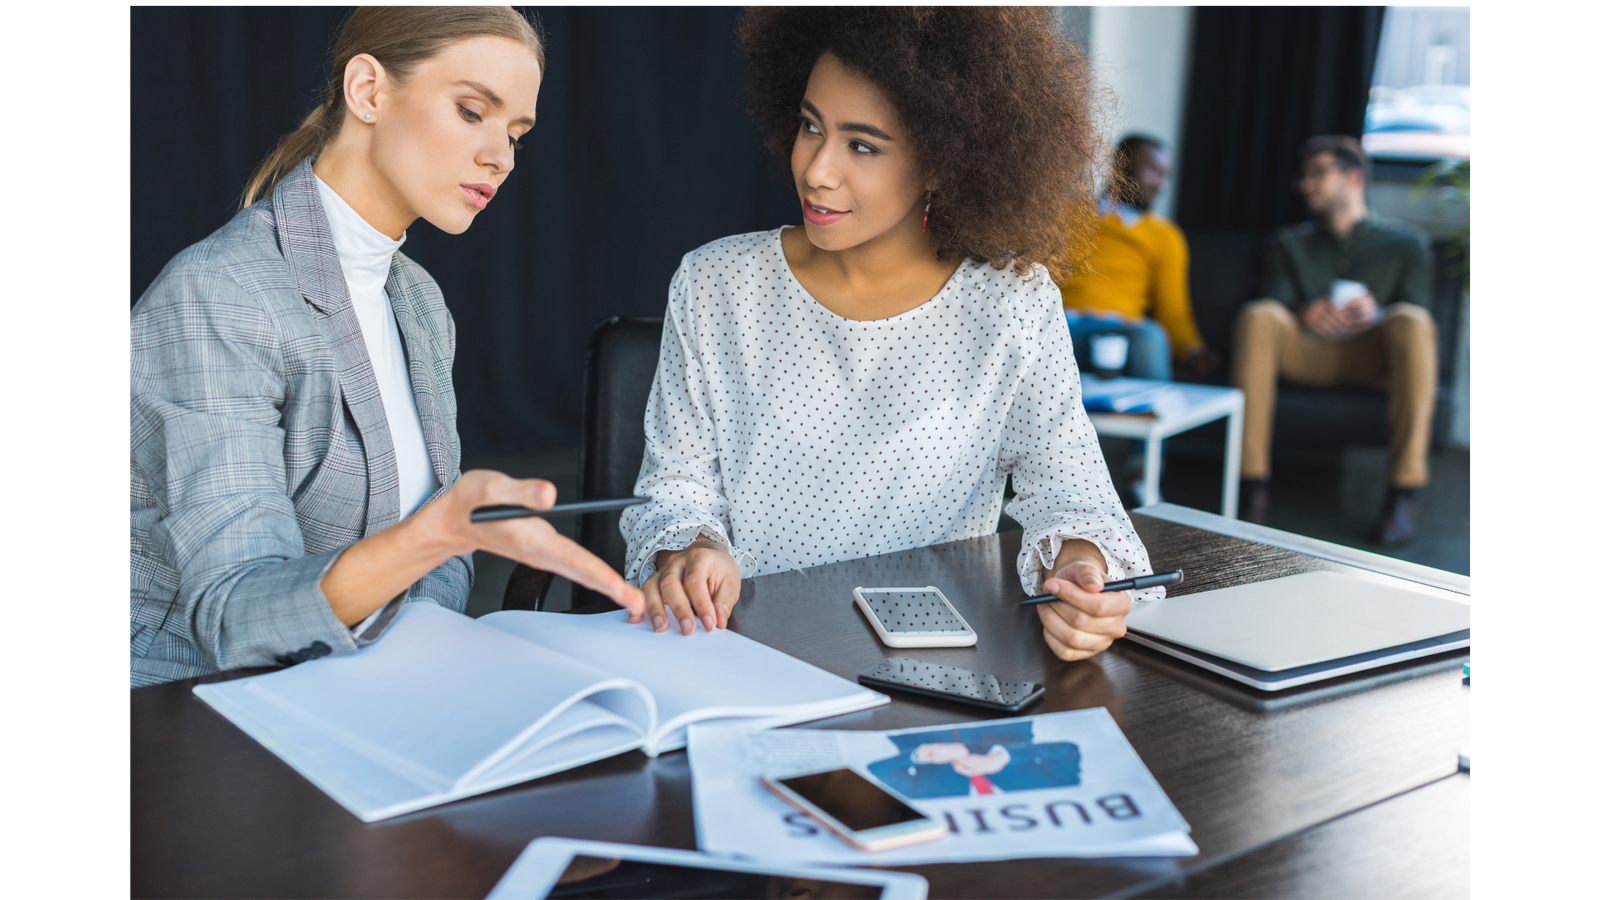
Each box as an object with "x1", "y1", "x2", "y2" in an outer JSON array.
[{"x1": 1232, "y1": 299, "x2": 1437, "y2": 488}]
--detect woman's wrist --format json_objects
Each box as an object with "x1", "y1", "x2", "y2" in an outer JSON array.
[
  {"x1": 1047, "y1": 538, "x2": 1108, "y2": 583},
  {"x1": 405, "y1": 493, "x2": 477, "y2": 562},
  {"x1": 655, "y1": 535, "x2": 728, "y2": 569},
  {"x1": 320, "y1": 503, "x2": 466, "y2": 625}
]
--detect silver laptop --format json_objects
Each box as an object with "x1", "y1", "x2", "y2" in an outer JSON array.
[{"x1": 1124, "y1": 571, "x2": 1470, "y2": 691}]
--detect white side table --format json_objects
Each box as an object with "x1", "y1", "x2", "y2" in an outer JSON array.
[{"x1": 1083, "y1": 378, "x2": 1245, "y2": 518}]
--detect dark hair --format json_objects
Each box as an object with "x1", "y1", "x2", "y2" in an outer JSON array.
[
  {"x1": 1109, "y1": 134, "x2": 1164, "y2": 206},
  {"x1": 738, "y1": 7, "x2": 1109, "y2": 275},
  {"x1": 242, "y1": 6, "x2": 544, "y2": 207},
  {"x1": 1300, "y1": 134, "x2": 1370, "y2": 183}
]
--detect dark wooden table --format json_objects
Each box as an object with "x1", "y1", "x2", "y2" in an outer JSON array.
[
  {"x1": 132, "y1": 506, "x2": 1469, "y2": 899},
  {"x1": 1128, "y1": 775, "x2": 1469, "y2": 899}
]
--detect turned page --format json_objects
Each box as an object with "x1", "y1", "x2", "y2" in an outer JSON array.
[
  {"x1": 481, "y1": 609, "x2": 885, "y2": 753},
  {"x1": 206, "y1": 603, "x2": 653, "y2": 792}
]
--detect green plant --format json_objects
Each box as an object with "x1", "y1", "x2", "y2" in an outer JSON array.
[{"x1": 1413, "y1": 158, "x2": 1469, "y2": 290}]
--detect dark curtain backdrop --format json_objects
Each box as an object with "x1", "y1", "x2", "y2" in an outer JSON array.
[
  {"x1": 1175, "y1": 6, "x2": 1385, "y2": 232},
  {"x1": 131, "y1": 7, "x2": 796, "y2": 462}
]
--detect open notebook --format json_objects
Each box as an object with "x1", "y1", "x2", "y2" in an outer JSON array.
[{"x1": 194, "y1": 603, "x2": 886, "y2": 822}]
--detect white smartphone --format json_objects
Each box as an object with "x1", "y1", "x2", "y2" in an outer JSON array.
[
  {"x1": 853, "y1": 586, "x2": 977, "y2": 648},
  {"x1": 761, "y1": 765, "x2": 948, "y2": 852},
  {"x1": 1329, "y1": 278, "x2": 1368, "y2": 308}
]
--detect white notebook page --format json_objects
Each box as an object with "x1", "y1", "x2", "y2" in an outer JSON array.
[
  {"x1": 240, "y1": 603, "x2": 651, "y2": 784},
  {"x1": 481, "y1": 609, "x2": 883, "y2": 752}
]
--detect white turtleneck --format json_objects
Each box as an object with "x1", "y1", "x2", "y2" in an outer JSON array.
[{"x1": 313, "y1": 175, "x2": 440, "y2": 519}]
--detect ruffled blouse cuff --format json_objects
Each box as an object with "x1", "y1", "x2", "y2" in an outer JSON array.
[
  {"x1": 629, "y1": 522, "x2": 751, "y2": 586},
  {"x1": 1017, "y1": 529, "x2": 1166, "y2": 604}
]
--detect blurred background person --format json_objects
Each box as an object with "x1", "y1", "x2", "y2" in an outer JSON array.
[
  {"x1": 1053, "y1": 135, "x2": 1218, "y2": 382},
  {"x1": 1231, "y1": 135, "x2": 1435, "y2": 544}
]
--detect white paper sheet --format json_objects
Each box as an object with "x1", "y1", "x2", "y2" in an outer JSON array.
[
  {"x1": 482, "y1": 609, "x2": 888, "y2": 752},
  {"x1": 690, "y1": 708, "x2": 1196, "y2": 864}
]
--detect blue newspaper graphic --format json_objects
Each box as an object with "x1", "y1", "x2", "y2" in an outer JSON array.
[
  {"x1": 868, "y1": 720, "x2": 1082, "y2": 798},
  {"x1": 690, "y1": 708, "x2": 1196, "y2": 865}
]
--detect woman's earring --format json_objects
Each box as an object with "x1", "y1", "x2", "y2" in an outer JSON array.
[
  {"x1": 922, "y1": 191, "x2": 932, "y2": 233},
  {"x1": 364, "y1": 113, "x2": 373, "y2": 120}
]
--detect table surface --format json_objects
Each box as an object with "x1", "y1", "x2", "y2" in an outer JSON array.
[
  {"x1": 131, "y1": 513, "x2": 1470, "y2": 899},
  {"x1": 1127, "y1": 774, "x2": 1468, "y2": 900}
]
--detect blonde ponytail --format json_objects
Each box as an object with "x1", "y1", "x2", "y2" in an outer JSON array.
[
  {"x1": 240, "y1": 6, "x2": 544, "y2": 207},
  {"x1": 241, "y1": 96, "x2": 342, "y2": 207}
]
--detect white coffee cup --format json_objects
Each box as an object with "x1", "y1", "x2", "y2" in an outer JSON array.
[
  {"x1": 1090, "y1": 333, "x2": 1130, "y2": 373},
  {"x1": 1330, "y1": 279, "x2": 1368, "y2": 308}
]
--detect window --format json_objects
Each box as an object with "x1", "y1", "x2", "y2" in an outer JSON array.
[{"x1": 1363, "y1": 7, "x2": 1470, "y2": 161}]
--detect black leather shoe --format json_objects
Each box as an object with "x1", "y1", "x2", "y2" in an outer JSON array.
[
  {"x1": 1240, "y1": 479, "x2": 1270, "y2": 525},
  {"x1": 1371, "y1": 488, "x2": 1420, "y2": 546}
]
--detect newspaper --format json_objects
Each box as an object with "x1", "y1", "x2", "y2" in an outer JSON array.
[{"x1": 690, "y1": 708, "x2": 1196, "y2": 865}]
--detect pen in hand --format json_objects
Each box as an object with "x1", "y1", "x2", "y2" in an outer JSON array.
[
  {"x1": 1021, "y1": 569, "x2": 1183, "y2": 605},
  {"x1": 470, "y1": 496, "x2": 650, "y2": 524}
]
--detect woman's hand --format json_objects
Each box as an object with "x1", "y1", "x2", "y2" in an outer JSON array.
[
  {"x1": 642, "y1": 537, "x2": 742, "y2": 635},
  {"x1": 425, "y1": 470, "x2": 646, "y2": 618},
  {"x1": 1035, "y1": 539, "x2": 1131, "y2": 662},
  {"x1": 322, "y1": 469, "x2": 645, "y2": 626}
]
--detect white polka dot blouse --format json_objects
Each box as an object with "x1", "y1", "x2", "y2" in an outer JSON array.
[{"x1": 619, "y1": 228, "x2": 1163, "y2": 603}]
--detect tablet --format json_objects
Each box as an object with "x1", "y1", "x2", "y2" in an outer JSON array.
[
  {"x1": 487, "y1": 838, "x2": 929, "y2": 899},
  {"x1": 1124, "y1": 571, "x2": 1469, "y2": 691}
]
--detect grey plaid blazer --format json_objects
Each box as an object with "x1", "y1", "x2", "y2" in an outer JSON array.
[{"x1": 131, "y1": 159, "x2": 472, "y2": 688}]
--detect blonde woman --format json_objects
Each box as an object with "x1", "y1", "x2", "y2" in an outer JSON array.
[{"x1": 131, "y1": 7, "x2": 643, "y2": 687}]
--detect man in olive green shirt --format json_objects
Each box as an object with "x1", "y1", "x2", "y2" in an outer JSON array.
[{"x1": 1233, "y1": 136, "x2": 1436, "y2": 545}]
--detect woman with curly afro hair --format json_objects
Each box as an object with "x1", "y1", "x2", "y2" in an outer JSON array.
[{"x1": 619, "y1": 7, "x2": 1161, "y2": 663}]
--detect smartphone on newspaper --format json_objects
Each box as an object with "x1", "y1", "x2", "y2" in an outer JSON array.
[{"x1": 761, "y1": 765, "x2": 947, "y2": 852}]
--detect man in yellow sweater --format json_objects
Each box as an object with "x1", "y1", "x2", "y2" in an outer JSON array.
[{"x1": 1054, "y1": 135, "x2": 1217, "y2": 380}]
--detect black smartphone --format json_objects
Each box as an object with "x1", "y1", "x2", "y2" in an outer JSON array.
[
  {"x1": 470, "y1": 496, "x2": 649, "y2": 523},
  {"x1": 858, "y1": 657, "x2": 1045, "y2": 712}
]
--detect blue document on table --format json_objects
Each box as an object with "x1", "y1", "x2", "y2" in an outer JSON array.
[
  {"x1": 691, "y1": 708, "x2": 1196, "y2": 864},
  {"x1": 1080, "y1": 377, "x2": 1180, "y2": 414}
]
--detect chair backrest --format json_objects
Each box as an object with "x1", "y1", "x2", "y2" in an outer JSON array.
[
  {"x1": 571, "y1": 317, "x2": 665, "y2": 610},
  {"x1": 1428, "y1": 242, "x2": 1463, "y2": 387},
  {"x1": 1185, "y1": 228, "x2": 1267, "y2": 361}
]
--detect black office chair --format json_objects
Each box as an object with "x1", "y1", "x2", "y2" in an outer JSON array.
[{"x1": 502, "y1": 317, "x2": 665, "y2": 612}]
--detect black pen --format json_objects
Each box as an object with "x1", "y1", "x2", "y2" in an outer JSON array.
[
  {"x1": 1021, "y1": 569, "x2": 1183, "y2": 605},
  {"x1": 470, "y1": 496, "x2": 651, "y2": 523}
]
